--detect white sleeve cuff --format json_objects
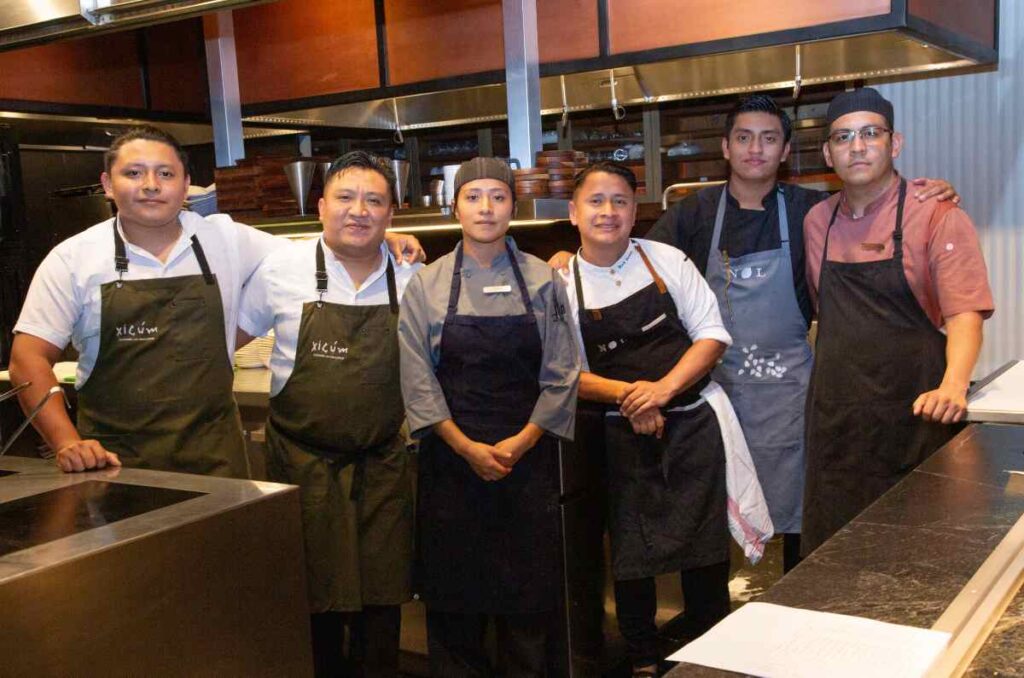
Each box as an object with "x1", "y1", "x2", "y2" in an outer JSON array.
[
  {"x1": 11, "y1": 323, "x2": 70, "y2": 351},
  {"x1": 690, "y1": 326, "x2": 732, "y2": 347},
  {"x1": 237, "y1": 313, "x2": 270, "y2": 339}
]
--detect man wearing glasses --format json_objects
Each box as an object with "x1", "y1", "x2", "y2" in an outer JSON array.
[
  {"x1": 645, "y1": 95, "x2": 957, "y2": 573},
  {"x1": 801, "y1": 87, "x2": 993, "y2": 556}
]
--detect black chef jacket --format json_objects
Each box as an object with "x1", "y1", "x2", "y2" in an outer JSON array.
[{"x1": 646, "y1": 182, "x2": 827, "y2": 327}]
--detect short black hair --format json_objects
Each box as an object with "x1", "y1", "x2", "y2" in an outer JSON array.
[
  {"x1": 572, "y1": 161, "x2": 638, "y2": 197},
  {"x1": 104, "y1": 125, "x2": 189, "y2": 174},
  {"x1": 724, "y1": 94, "x2": 793, "y2": 143},
  {"x1": 325, "y1": 150, "x2": 397, "y2": 204}
]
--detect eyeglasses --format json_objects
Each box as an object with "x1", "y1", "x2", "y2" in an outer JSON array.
[{"x1": 827, "y1": 126, "x2": 892, "y2": 146}]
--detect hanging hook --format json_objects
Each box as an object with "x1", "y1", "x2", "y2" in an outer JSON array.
[
  {"x1": 559, "y1": 75, "x2": 570, "y2": 136},
  {"x1": 391, "y1": 98, "x2": 404, "y2": 145},
  {"x1": 608, "y1": 69, "x2": 626, "y2": 121},
  {"x1": 632, "y1": 66, "x2": 653, "y2": 103},
  {"x1": 792, "y1": 44, "x2": 803, "y2": 101}
]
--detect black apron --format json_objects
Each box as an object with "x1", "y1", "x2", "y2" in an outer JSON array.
[
  {"x1": 573, "y1": 242, "x2": 728, "y2": 581},
  {"x1": 416, "y1": 241, "x2": 561, "y2": 614},
  {"x1": 76, "y1": 221, "x2": 248, "y2": 478},
  {"x1": 802, "y1": 179, "x2": 956, "y2": 555},
  {"x1": 265, "y1": 240, "x2": 413, "y2": 612}
]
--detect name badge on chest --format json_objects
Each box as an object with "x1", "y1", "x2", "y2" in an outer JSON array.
[{"x1": 483, "y1": 285, "x2": 513, "y2": 294}]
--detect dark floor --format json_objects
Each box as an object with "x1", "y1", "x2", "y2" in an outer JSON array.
[{"x1": 397, "y1": 535, "x2": 786, "y2": 676}]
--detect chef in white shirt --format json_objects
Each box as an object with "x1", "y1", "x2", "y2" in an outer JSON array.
[
  {"x1": 236, "y1": 151, "x2": 420, "y2": 677},
  {"x1": 563, "y1": 161, "x2": 753, "y2": 676},
  {"x1": 9, "y1": 126, "x2": 423, "y2": 476}
]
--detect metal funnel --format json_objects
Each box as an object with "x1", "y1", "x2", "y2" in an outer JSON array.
[
  {"x1": 390, "y1": 159, "x2": 410, "y2": 207},
  {"x1": 284, "y1": 160, "x2": 316, "y2": 215},
  {"x1": 320, "y1": 162, "x2": 332, "y2": 187},
  {"x1": 442, "y1": 164, "x2": 460, "y2": 207}
]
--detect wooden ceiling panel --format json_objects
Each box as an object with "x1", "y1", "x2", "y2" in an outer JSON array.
[
  {"x1": 234, "y1": 0, "x2": 380, "y2": 104},
  {"x1": 608, "y1": 0, "x2": 891, "y2": 54},
  {"x1": 0, "y1": 32, "x2": 144, "y2": 108}
]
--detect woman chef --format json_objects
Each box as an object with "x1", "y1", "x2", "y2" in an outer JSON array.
[
  {"x1": 9, "y1": 127, "x2": 423, "y2": 477},
  {"x1": 237, "y1": 152, "x2": 419, "y2": 677},
  {"x1": 564, "y1": 162, "x2": 744, "y2": 676},
  {"x1": 398, "y1": 157, "x2": 580, "y2": 676}
]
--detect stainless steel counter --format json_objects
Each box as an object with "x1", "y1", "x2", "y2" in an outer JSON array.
[{"x1": 0, "y1": 457, "x2": 312, "y2": 677}]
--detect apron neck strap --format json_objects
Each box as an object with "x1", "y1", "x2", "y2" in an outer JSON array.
[
  {"x1": 506, "y1": 240, "x2": 534, "y2": 315},
  {"x1": 891, "y1": 178, "x2": 908, "y2": 260},
  {"x1": 823, "y1": 177, "x2": 907, "y2": 263},
  {"x1": 315, "y1": 239, "x2": 399, "y2": 313},
  {"x1": 571, "y1": 252, "x2": 600, "y2": 321},
  {"x1": 190, "y1": 234, "x2": 215, "y2": 285},
  {"x1": 572, "y1": 240, "x2": 664, "y2": 323},
  {"x1": 777, "y1": 186, "x2": 790, "y2": 246},
  {"x1": 111, "y1": 217, "x2": 213, "y2": 285},
  {"x1": 112, "y1": 219, "x2": 129, "y2": 284},
  {"x1": 633, "y1": 242, "x2": 667, "y2": 294},
  {"x1": 448, "y1": 239, "x2": 533, "y2": 320},
  {"x1": 711, "y1": 184, "x2": 789, "y2": 253},
  {"x1": 384, "y1": 256, "x2": 398, "y2": 314},
  {"x1": 315, "y1": 238, "x2": 329, "y2": 306}
]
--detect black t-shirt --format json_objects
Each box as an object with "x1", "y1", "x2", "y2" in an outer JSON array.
[{"x1": 646, "y1": 182, "x2": 828, "y2": 326}]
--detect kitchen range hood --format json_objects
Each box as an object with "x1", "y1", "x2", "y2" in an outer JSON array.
[
  {"x1": 0, "y1": 110, "x2": 305, "y2": 149},
  {"x1": 0, "y1": 0, "x2": 274, "y2": 50},
  {"x1": 246, "y1": 29, "x2": 991, "y2": 133}
]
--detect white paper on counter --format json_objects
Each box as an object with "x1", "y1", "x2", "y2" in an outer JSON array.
[
  {"x1": 967, "y1": 360, "x2": 1024, "y2": 420},
  {"x1": 667, "y1": 602, "x2": 951, "y2": 678}
]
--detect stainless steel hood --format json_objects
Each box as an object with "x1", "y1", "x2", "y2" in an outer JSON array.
[
  {"x1": 0, "y1": 0, "x2": 275, "y2": 50},
  {"x1": 0, "y1": 110, "x2": 305, "y2": 149},
  {"x1": 246, "y1": 31, "x2": 981, "y2": 133}
]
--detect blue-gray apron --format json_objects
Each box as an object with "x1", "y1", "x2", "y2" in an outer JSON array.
[{"x1": 704, "y1": 186, "x2": 813, "y2": 534}]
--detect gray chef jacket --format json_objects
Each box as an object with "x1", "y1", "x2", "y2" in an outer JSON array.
[{"x1": 398, "y1": 237, "x2": 580, "y2": 440}]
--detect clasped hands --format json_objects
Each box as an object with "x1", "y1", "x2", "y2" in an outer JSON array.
[
  {"x1": 458, "y1": 428, "x2": 540, "y2": 482},
  {"x1": 618, "y1": 378, "x2": 677, "y2": 439}
]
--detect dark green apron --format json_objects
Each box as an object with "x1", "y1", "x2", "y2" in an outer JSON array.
[
  {"x1": 77, "y1": 221, "x2": 248, "y2": 478},
  {"x1": 265, "y1": 239, "x2": 413, "y2": 613}
]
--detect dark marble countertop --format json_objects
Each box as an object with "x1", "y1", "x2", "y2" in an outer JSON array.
[
  {"x1": 667, "y1": 423, "x2": 1024, "y2": 677},
  {"x1": 966, "y1": 583, "x2": 1024, "y2": 677}
]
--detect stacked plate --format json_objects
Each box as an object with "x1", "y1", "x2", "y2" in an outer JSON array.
[
  {"x1": 536, "y1": 150, "x2": 589, "y2": 199},
  {"x1": 513, "y1": 168, "x2": 549, "y2": 199},
  {"x1": 513, "y1": 151, "x2": 591, "y2": 200}
]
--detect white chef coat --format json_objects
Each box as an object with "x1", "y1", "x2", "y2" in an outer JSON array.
[
  {"x1": 14, "y1": 211, "x2": 281, "y2": 387},
  {"x1": 560, "y1": 238, "x2": 732, "y2": 371},
  {"x1": 562, "y1": 238, "x2": 772, "y2": 560},
  {"x1": 238, "y1": 235, "x2": 421, "y2": 397}
]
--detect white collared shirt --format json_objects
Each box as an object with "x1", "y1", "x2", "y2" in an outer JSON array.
[
  {"x1": 559, "y1": 238, "x2": 731, "y2": 370},
  {"x1": 14, "y1": 211, "x2": 281, "y2": 387},
  {"x1": 239, "y1": 235, "x2": 421, "y2": 397}
]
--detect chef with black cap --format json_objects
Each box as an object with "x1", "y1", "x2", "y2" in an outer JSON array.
[
  {"x1": 801, "y1": 87, "x2": 994, "y2": 556},
  {"x1": 398, "y1": 157, "x2": 580, "y2": 675}
]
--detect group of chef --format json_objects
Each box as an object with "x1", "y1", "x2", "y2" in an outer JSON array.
[{"x1": 8, "y1": 85, "x2": 993, "y2": 678}]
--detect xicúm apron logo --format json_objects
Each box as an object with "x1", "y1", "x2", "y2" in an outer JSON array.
[
  {"x1": 310, "y1": 340, "x2": 349, "y2": 361},
  {"x1": 115, "y1": 321, "x2": 159, "y2": 341}
]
